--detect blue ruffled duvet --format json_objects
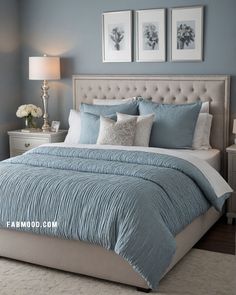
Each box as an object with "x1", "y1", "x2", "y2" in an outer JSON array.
[{"x1": 0, "y1": 146, "x2": 230, "y2": 288}]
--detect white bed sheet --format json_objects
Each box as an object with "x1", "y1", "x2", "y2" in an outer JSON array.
[{"x1": 175, "y1": 149, "x2": 221, "y2": 171}]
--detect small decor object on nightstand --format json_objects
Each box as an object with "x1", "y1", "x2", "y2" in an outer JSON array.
[
  {"x1": 16, "y1": 104, "x2": 42, "y2": 129},
  {"x1": 51, "y1": 121, "x2": 60, "y2": 132},
  {"x1": 232, "y1": 119, "x2": 236, "y2": 144}
]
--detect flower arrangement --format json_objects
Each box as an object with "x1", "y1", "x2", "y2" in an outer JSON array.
[
  {"x1": 110, "y1": 26, "x2": 124, "y2": 51},
  {"x1": 143, "y1": 24, "x2": 159, "y2": 50},
  {"x1": 16, "y1": 104, "x2": 42, "y2": 129},
  {"x1": 177, "y1": 23, "x2": 195, "y2": 49}
]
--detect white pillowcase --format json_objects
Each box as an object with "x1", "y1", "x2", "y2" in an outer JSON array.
[
  {"x1": 64, "y1": 109, "x2": 81, "y2": 144},
  {"x1": 117, "y1": 113, "x2": 154, "y2": 147},
  {"x1": 200, "y1": 101, "x2": 209, "y2": 113},
  {"x1": 97, "y1": 116, "x2": 137, "y2": 146},
  {"x1": 93, "y1": 97, "x2": 135, "y2": 105},
  {"x1": 192, "y1": 113, "x2": 213, "y2": 150}
]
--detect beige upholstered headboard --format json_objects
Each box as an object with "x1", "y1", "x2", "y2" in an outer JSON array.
[{"x1": 73, "y1": 75, "x2": 230, "y2": 174}]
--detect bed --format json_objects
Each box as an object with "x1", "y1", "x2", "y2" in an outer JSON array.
[{"x1": 0, "y1": 75, "x2": 231, "y2": 291}]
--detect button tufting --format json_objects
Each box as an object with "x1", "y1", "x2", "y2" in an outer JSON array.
[
  {"x1": 191, "y1": 88, "x2": 194, "y2": 92},
  {"x1": 94, "y1": 96, "x2": 97, "y2": 99},
  {"x1": 143, "y1": 87, "x2": 147, "y2": 91},
  {"x1": 167, "y1": 87, "x2": 170, "y2": 92},
  {"x1": 172, "y1": 97, "x2": 176, "y2": 101},
  {"x1": 98, "y1": 86, "x2": 102, "y2": 90},
  {"x1": 185, "y1": 97, "x2": 188, "y2": 101},
  {"x1": 155, "y1": 87, "x2": 158, "y2": 91},
  {"x1": 134, "y1": 87, "x2": 137, "y2": 91},
  {"x1": 126, "y1": 87, "x2": 130, "y2": 91}
]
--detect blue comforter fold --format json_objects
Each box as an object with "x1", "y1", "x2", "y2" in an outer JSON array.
[{"x1": 0, "y1": 147, "x2": 229, "y2": 289}]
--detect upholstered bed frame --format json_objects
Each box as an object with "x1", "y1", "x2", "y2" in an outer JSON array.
[{"x1": 0, "y1": 75, "x2": 230, "y2": 291}]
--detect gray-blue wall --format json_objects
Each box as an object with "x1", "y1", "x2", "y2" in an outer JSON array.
[
  {"x1": 18, "y1": 0, "x2": 236, "y2": 136},
  {"x1": 0, "y1": 0, "x2": 21, "y2": 159}
]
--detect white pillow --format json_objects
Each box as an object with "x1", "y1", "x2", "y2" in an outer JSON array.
[
  {"x1": 97, "y1": 116, "x2": 137, "y2": 146},
  {"x1": 200, "y1": 101, "x2": 209, "y2": 113},
  {"x1": 192, "y1": 113, "x2": 213, "y2": 150},
  {"x1": 93, "y1": 97, "x2": 135, "y2": 105},
  {"x1": 117, "y1": 113, "x2": 154, "y2": 147},
  {"x1": 64, "y1": 109, "x2": 81, "y2": 144}
]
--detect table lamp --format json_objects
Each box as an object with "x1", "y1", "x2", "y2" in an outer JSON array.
[
  {"x1": 233, "y1": 119, "x2": 236, "y2": 144},
  {"x1": 29, "y1": 55, "x2": 60, "y2": 131}
]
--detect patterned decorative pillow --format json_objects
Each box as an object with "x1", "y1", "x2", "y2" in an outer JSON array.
[
  {"x1": 97, "y1": 116, "x2": 137, "y2": 146},
  {"x1": 117, "y1": 113, "x2": 154, "y2": 147}
]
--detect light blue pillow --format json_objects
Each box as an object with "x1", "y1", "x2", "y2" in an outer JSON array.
[
  {"x1": 139, "y1": 100, "x2": 202, "y2": 148},
  {"x1": 79, "y1": 112, "x2": 116, "y2": 144},
  {"x1": 80, "y1": 101, "x2": 138, "y2": 116}
]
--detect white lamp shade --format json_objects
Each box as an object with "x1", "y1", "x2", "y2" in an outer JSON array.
[
  {"x1": 29, "y1": 56, "x2": 60, "y2": 80},
  {"x1": 233, "y1": 119, "x2": 236, "y2": 134}
]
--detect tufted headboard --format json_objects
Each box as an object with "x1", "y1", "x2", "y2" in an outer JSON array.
[{"x1": 73, "y1": 75, "x2": 230, "y2": 174}]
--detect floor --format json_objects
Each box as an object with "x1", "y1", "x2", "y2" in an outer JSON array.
[
  {"x1": 0, "y1": 249, "x2": 235, "y2": 295},
  {"x1": 194, "y1": 216, "x2": 236, "y2": 255}
]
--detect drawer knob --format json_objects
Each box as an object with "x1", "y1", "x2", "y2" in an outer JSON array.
[{"x1": 25, "y1": 143, "x2": 30, "y2": 148}]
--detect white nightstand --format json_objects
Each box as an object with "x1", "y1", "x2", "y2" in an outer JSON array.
[
  {"x1": 226, "y1": 144, "x2": 236, "y2": 224},
  {"x1": 8, "y1": 130, "x2": 67, "y2": 157}
]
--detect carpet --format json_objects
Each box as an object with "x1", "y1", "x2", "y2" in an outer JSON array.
[{"x1": 0, "y1": 249, "x2": 235, "y2": 295}]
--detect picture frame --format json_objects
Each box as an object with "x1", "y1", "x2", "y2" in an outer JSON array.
[
  {"x1": 171, "y1": 6, "x2": 204, "y2": 61},
  {"x1": 136, "y1": 9, "x2": 166, "y2": 62},
  {"x1": 102, "y1": 10, "x2": 132, "y2": 62},
  {"x1": 51, "y1": 121, "x2": 60, "y2": 132}
]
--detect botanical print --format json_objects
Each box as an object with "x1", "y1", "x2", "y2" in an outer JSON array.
[
  {"x1": 143, "y1": 22, "x2": 159, "y2": 50},
  {"x1": 103, "y1": 10, "x2": 131, "y2": 62},
  {"x1": 177, "y1": 20, "x2": 195, "y2": 50},
  {"x1": 109, "y1": 24, "x2": 125, "y2": 51}
]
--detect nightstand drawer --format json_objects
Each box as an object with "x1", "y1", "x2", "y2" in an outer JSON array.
[
  {"x1": 229, "y1": 171, "x2": 236, "y2": 190},
  {"x1": 232, "y1": 155, "x2": 236, "y2": 172},
  {"x1": 10, "y1": 137, "x2": 49, "y2": 151},
  {"x1": 8, "y1": 130, "x2": 67, "y2": 157}
]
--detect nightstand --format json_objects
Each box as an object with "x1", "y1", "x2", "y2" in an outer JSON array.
[
  {"x1": 226, "y1": 144, "x2": 236, "y2": 224},
  {"x1": 8, "y1": 130, "x2": 67, "y2": 157}
]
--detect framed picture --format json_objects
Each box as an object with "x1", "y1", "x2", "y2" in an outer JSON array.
[
  {"x1": 102, "y1": 10, "x2": 132, "y2": 62},
  {"x1": 136, "y1": 9, "x2": 166, "y2": 62},
  {"x1": 51, "y1": 121, "x2": 60, "y2": 132},
  {"x1": 171, "y1": 6, "x2": 203, "y2": 61}
]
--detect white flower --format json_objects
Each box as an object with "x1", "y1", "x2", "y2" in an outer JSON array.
[{"x1": 16, "y1": 104, "x2": 43, "y2": 118}]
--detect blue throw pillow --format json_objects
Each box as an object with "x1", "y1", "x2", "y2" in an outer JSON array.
[
  {"x1": 79, "y1": 112, "x2": 116, "y2": 144},
  {"x1": 80, "y1": 101, "x2": 138, "y2": 116},
  {"x1": 139, "y1": 100, "x2": 201, "y2": 148}
]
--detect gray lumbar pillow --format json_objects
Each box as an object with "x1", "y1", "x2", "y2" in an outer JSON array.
[
  {"x1": 116, "y1": 113, "x2": 154, "y2": 147},
  {"x1": 97, "y1": 116, "x2": 137, "y2": 146}
]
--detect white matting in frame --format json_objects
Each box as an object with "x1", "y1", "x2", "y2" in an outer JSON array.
[
  {"x1": 136, "y1": 9, "x2": 166, "y2": 62},
  {"x1": 102, "y1": 10, "x2": 132, "y2": 62},
  {"x1": 171, "y1": 6, "x2": 203, "y2": 61}
]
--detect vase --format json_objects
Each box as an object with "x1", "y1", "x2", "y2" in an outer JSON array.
[
  {"x1": 24, "y1": 116, "x2": 36, "y2": 129},
  {"x1": 177, "y1": 40, "x2": 185, "y2": 50}
]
